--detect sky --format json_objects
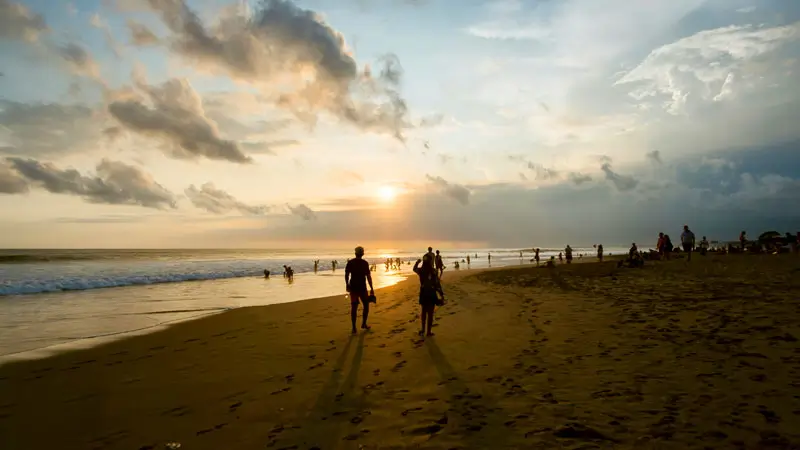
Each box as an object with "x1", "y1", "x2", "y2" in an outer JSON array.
[{"x1": 0, "y1": 0, "x2": 798, "y2": 249}]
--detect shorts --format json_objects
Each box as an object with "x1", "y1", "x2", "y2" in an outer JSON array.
[
  {"x1": 349, "y1": 290, "x2": 368, "y2": 305},
  {"x1": 682, "y1": 243, "x2": 692, "y2": 253}
]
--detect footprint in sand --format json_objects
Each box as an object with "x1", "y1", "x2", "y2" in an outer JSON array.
[
  {"x1": 373, "y1": 369, "x2": 380, "y2": 376},
  {"x1": 308, "y1": 362, "x2": 325, "y2": 370},
  {"x1": 270, "y1": 387, "x2": 291, "y2": 395},
  {"x1": 402, "y1": 407, "x2": 423, "y2": 416},
  {"x1": 391, "y1": 361, "x2": 407, "y2": 372},
  {"x1": 393, "y1": 351, "x2": 403, "y2": 358}
]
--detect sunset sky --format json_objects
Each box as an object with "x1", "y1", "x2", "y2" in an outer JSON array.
[{"x1": 0, "y1": 0, "x2": 798, "y2": 248}]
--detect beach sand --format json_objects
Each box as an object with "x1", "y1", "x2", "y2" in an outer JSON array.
[{"x1": 1, "y1": 255, "x2": 799, "y2": 449}]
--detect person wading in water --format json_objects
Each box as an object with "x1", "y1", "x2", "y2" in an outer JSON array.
[
  {"x1": 345, "y1": 246, "x2": 374, "y2": 334},
  {"x1": 414, "y1": 253, "x2": 445, "y2": 338}
]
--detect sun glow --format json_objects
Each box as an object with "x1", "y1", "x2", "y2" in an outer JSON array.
[{"x1": 377, "y1": 185, "x2": 397, "y2": 202}]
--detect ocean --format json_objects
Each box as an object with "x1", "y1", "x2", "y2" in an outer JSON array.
[{"x1": 0, "y1": 246, "x2": 626, "y2": 362}]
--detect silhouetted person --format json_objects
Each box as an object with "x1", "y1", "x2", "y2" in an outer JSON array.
[
  {"x1": 565, "y1": 245, "x2": 573, "y2": 264},
  {"x1": 534, "y1": 248, "x2": 540, "y2": 265},
  {"x1": 313, "y1": 260, "x2": 319, "y2": 273},
  {"x1": 282, "y1": 265, "x2": 288, "y2": 278},
  {"x1": 345, "y1": 246, "x2": 374, "y2": 334},
  {"x1": 332, "y1": 260, "x2": 337, "y2": 271},
  {"x1": 740, "y1": 231, "x2": 747, "y2": 251},
  {"x1": 414, "y1": 253, "x2": 444, "y2": 338},
  {"x1": 488, "y1": 253, "x2": 491, "y2": 263},
  {"x1": 680, "y1": 225, "x2": 696, "y2": 261},
  {"x1": 264, "y1": 269, "x2": 270, "y2": 279},
  {"x1": 700, "y1": 236, "x2": 709, "y2": 256},
  {"x1": 435, "y1": 250, "x2": 445, "y2": 278},
  {"x1": 466, "y1": 254, "x2": 471, "y2": 265},
  {"x1": 597, "y1": 244, "x2": 604, "y2": 262}
]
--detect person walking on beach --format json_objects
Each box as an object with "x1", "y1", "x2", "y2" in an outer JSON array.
[
  {"x1": 534, "y1": 248, "x2": 540, "y2": 265},
  {"x1": 597, "y1": 244, "x2": 604, "y2": 262},
  {"x1": 264, "y1": 269, "x2": 270, "y2": 279},
  {"x1": 565, "y1": 245, "x2": 573, "y2": 264},
  {"x1": 345, "y1": 246, "x2": 374, "y2": 334},
  {"x1": 466, "y1": 254, "x2": 471, "y2": 265},
  {"x1": 681, "y1": 225, "x2": 696, "y2": 261},
  {"x1": 435, "y1": 250, "x2": 445, "y2": 278},
  {"x1": 414, "y1": 253, "x2": 444, "y2": 338},
  {"x1": 739, "y1": 231, "x2": 747, "y2": 251},
  {"x1": 488, "y1": 253, "x2": 492, "y2": 263}
]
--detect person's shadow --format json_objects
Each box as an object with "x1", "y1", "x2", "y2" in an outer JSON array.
[{"x1": 292, "y1": 333, "x2": 366, "y2": 448}]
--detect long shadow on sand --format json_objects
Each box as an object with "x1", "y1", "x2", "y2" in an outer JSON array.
[
  {"x1": 425, "y1": 338, "x2": 509, "y2": 448},
  {"x1": 291, "y1": 332, "x2": 367, "y2": 449}
]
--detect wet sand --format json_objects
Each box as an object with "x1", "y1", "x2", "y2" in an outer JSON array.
[{"x1": 1, "y1": 254, "x2": 799, "y2": 449}]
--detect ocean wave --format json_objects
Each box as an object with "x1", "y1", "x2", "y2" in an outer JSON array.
[{"x1": 0, "y1": 268, "x2": 268, "y2": 296}]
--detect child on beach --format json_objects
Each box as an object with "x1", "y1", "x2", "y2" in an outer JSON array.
[{"x1": 414, "y1": 254, "x2": 444, "y2": 338}]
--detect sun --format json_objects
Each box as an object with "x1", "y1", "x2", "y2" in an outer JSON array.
[{"x1": 377, "y1": 185, "x2": 397, "y2": 202}]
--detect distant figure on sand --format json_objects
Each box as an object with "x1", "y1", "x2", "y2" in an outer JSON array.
[
  {"x1": 558, "y1": 252, "x2": 563, "y2": 263},
  {"x1": 332, "y1": 260, "x2": 338, "y2": 271},
  {"x1": 285, "y1": 266, "x2": 294, "y2": 281},
  {"x1": 466, "y1": 255, "x2": 471, "y2": 265},
  {"x1": 264, "y1": 269, "x2": 270, "y2": 279},
  {"x1": 740, "y1": 231, "x2": 747, "y2": 251},
  {"x1": 700, "y1": 236, "x2": 709, "y2": 256},
  {"x1": 681, "y1": 225, "x2": 696, "y2": 261},
  {"x1": 282, "y1": 265, "x2": 288, "y2": 277},
  {"x1": 534, "y1": 248, "x2": 540, "y2": 265},
  {"x1": 597, "y1": 244, "x2": 604, "y2": 262},
  {"x1": 313, "y1": 260, "x2": 319, "y2": 273},
  {"x1": 435, "y1": 250, "x2": 445, "y2": 277},
  {"x1": 565, "y1": 245, "x2": 573, "y2": 264},
  {"x1": 488, "y1": 253, "x2": 491, "y2": 263},
  {"x1": 345, "y1": 246, "x2": 374, "y2": 334},
  {"x1": 414, "y1": 253, "x2": 445, "y2": 338}
]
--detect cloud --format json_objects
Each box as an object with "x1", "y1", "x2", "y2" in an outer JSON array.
[
  {"x1": 426, "y1": 174, "x2": 471, "y2": 205},
  {"x1": 0, "y1": 160, "x2": 28, "y2": 193},
  {"x1": 144, "y1": 0, "x2": 410, "y2": 140},
  {"x1": 616, "y1": 22, "x2": 800, "y2": 114},
  {"x1": 736, "y1": 6, "x2": 756, "y2": 13},
  {"x1": 646, "y1": 150, "x2": 662, "y2": 164},
  {"x1": 6, "y1": 157, "x2": 177, "y2": 208},
  {"x1": 527, "y1": 162, "x2": 560, "y2": 180},
  {"x1": 288, "y1": 203, "x2": 317, "y2": 220},
  {"x1": 0, "y1": 100, "x2": 104, "y2": 157},
  {"x1": 127, "y1": 19, "x2": 160, "y2": 46},
  {"x1": 55, "y1": 43, "x2": 101, "y2": 78},
  {"x1": 107, "y1": 75, "x2": 252, "y2": 163},
  {"x1": 90, "y1": 13, "x2": 123, "y2": 58},
  {"x1": 600, "y1": 163, "x2": 638, "y2": 191},
  {"x1": 568, "y1": 172, "x2": 592, "y2": 185},
  {"x1": 0, "y1": 0, "x2": 47, "y2": 42},
  {"x1": 185, "y1": 183, "x2": 270, "y2": 215}
]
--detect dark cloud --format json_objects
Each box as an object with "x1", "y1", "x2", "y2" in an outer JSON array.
[
  {"x1": 568, "y1": 172, "x2": 592, "y2": 185},
  {"x1": 185, "y1": 182, "x2": 269, "y2": 215},
  {"x1": 426, "y1": 174, "x2": 470, "y2": 205},
  {"x1": 600, "y1": 163, "x2": 639, "y2": 192},
  {"x1": 646, "y1": 150, "x2": 662, "y2": 164},
  {"x1": 0, "y1": 0, "x2": 47, "y2": 42},
  {"x1": 0, "y1": 100, "x2": 102, "y2": 157},
  {"x1": 0, "y1": 160, "x2": 29, "y2": 193},
  {"x1": 6, "y1": 157, "x2": 176, "y2": 208},
  {"x1": 127, "y1": 19, "x2": 160, "y2": 45},
  {"x1": 55, "y1": 43, "x2": 99, "y2": 77},
  {"x1": 527, "y1": 162, "x2": 560, "y2": 180},
  {"x1": 288, "y1": 203, "x2": 317, "y2": 220},
  {"x1": 144, "y1": 0, "x2": 410, "y2": 140},
  {"x1": 108, "y1": 76, "x2": 252, "y2": 163}
]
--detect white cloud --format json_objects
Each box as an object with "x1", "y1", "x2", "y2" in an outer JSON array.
[
  {"x1": 736, "y1": 6, "x2": 756, "y2": 13},
  {"x1": 616, "y1": 22, "x2": 800, "y2": 113}
]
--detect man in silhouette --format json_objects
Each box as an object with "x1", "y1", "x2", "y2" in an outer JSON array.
[
  {"x1": 435, "y1": 250, "x2": 445, "y2": 277},
  {"x1": 681, "y1": 225, "x2": 696, "y2": 261},
  {"x1": 345, "y1": 246, "x2": 374, "y2": 334}
]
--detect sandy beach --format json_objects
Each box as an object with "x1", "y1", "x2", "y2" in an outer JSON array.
[{"x1": 1, "y1": 254, "x2": 799, "y2": 449}]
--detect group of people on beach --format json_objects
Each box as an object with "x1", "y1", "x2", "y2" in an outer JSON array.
[{"x1": 344, "y1": 246, "x2": 445, "y2": 337}]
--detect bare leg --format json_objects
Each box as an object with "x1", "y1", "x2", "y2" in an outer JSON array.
[
  {"x1": 426, "y1": 305, "x2": 435, "y2": 336},
  {"x1": 361, "y1": 300, "x2": 370, "y2": 329},
  {"x1": 419, "y1": 306, "x2": 427, "y2": 336},
  {"x1": 350, "y1": 302, "x2": 358, "y2": 334}
]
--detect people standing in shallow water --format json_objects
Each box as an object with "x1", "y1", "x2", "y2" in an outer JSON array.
[
  {"x1": 534, "y1": 248, "x2": 540, "y2": 265},
  {"x1": 565, "y1": 245, "x2": 573, "y2": 264},
  {"x1": 414, "y1": 254, "x2": 445, "y2": 338},
  {"x1": 435, "y1": 250, "x2": 445, "y2": 278},
  {"x1": 466, "y1": 254, "x2": 471, "y2": 265},
  {"x1": 345, "y1": 246, "x2": 374, "y2": 334},
  {"x1": 487, "y1": 253, "x2": 491, "y2": 263}
]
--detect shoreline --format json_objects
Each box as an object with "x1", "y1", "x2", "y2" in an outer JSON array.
[{"x1": 1, "y1": 256, "x2": 602, "y2": 364}]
